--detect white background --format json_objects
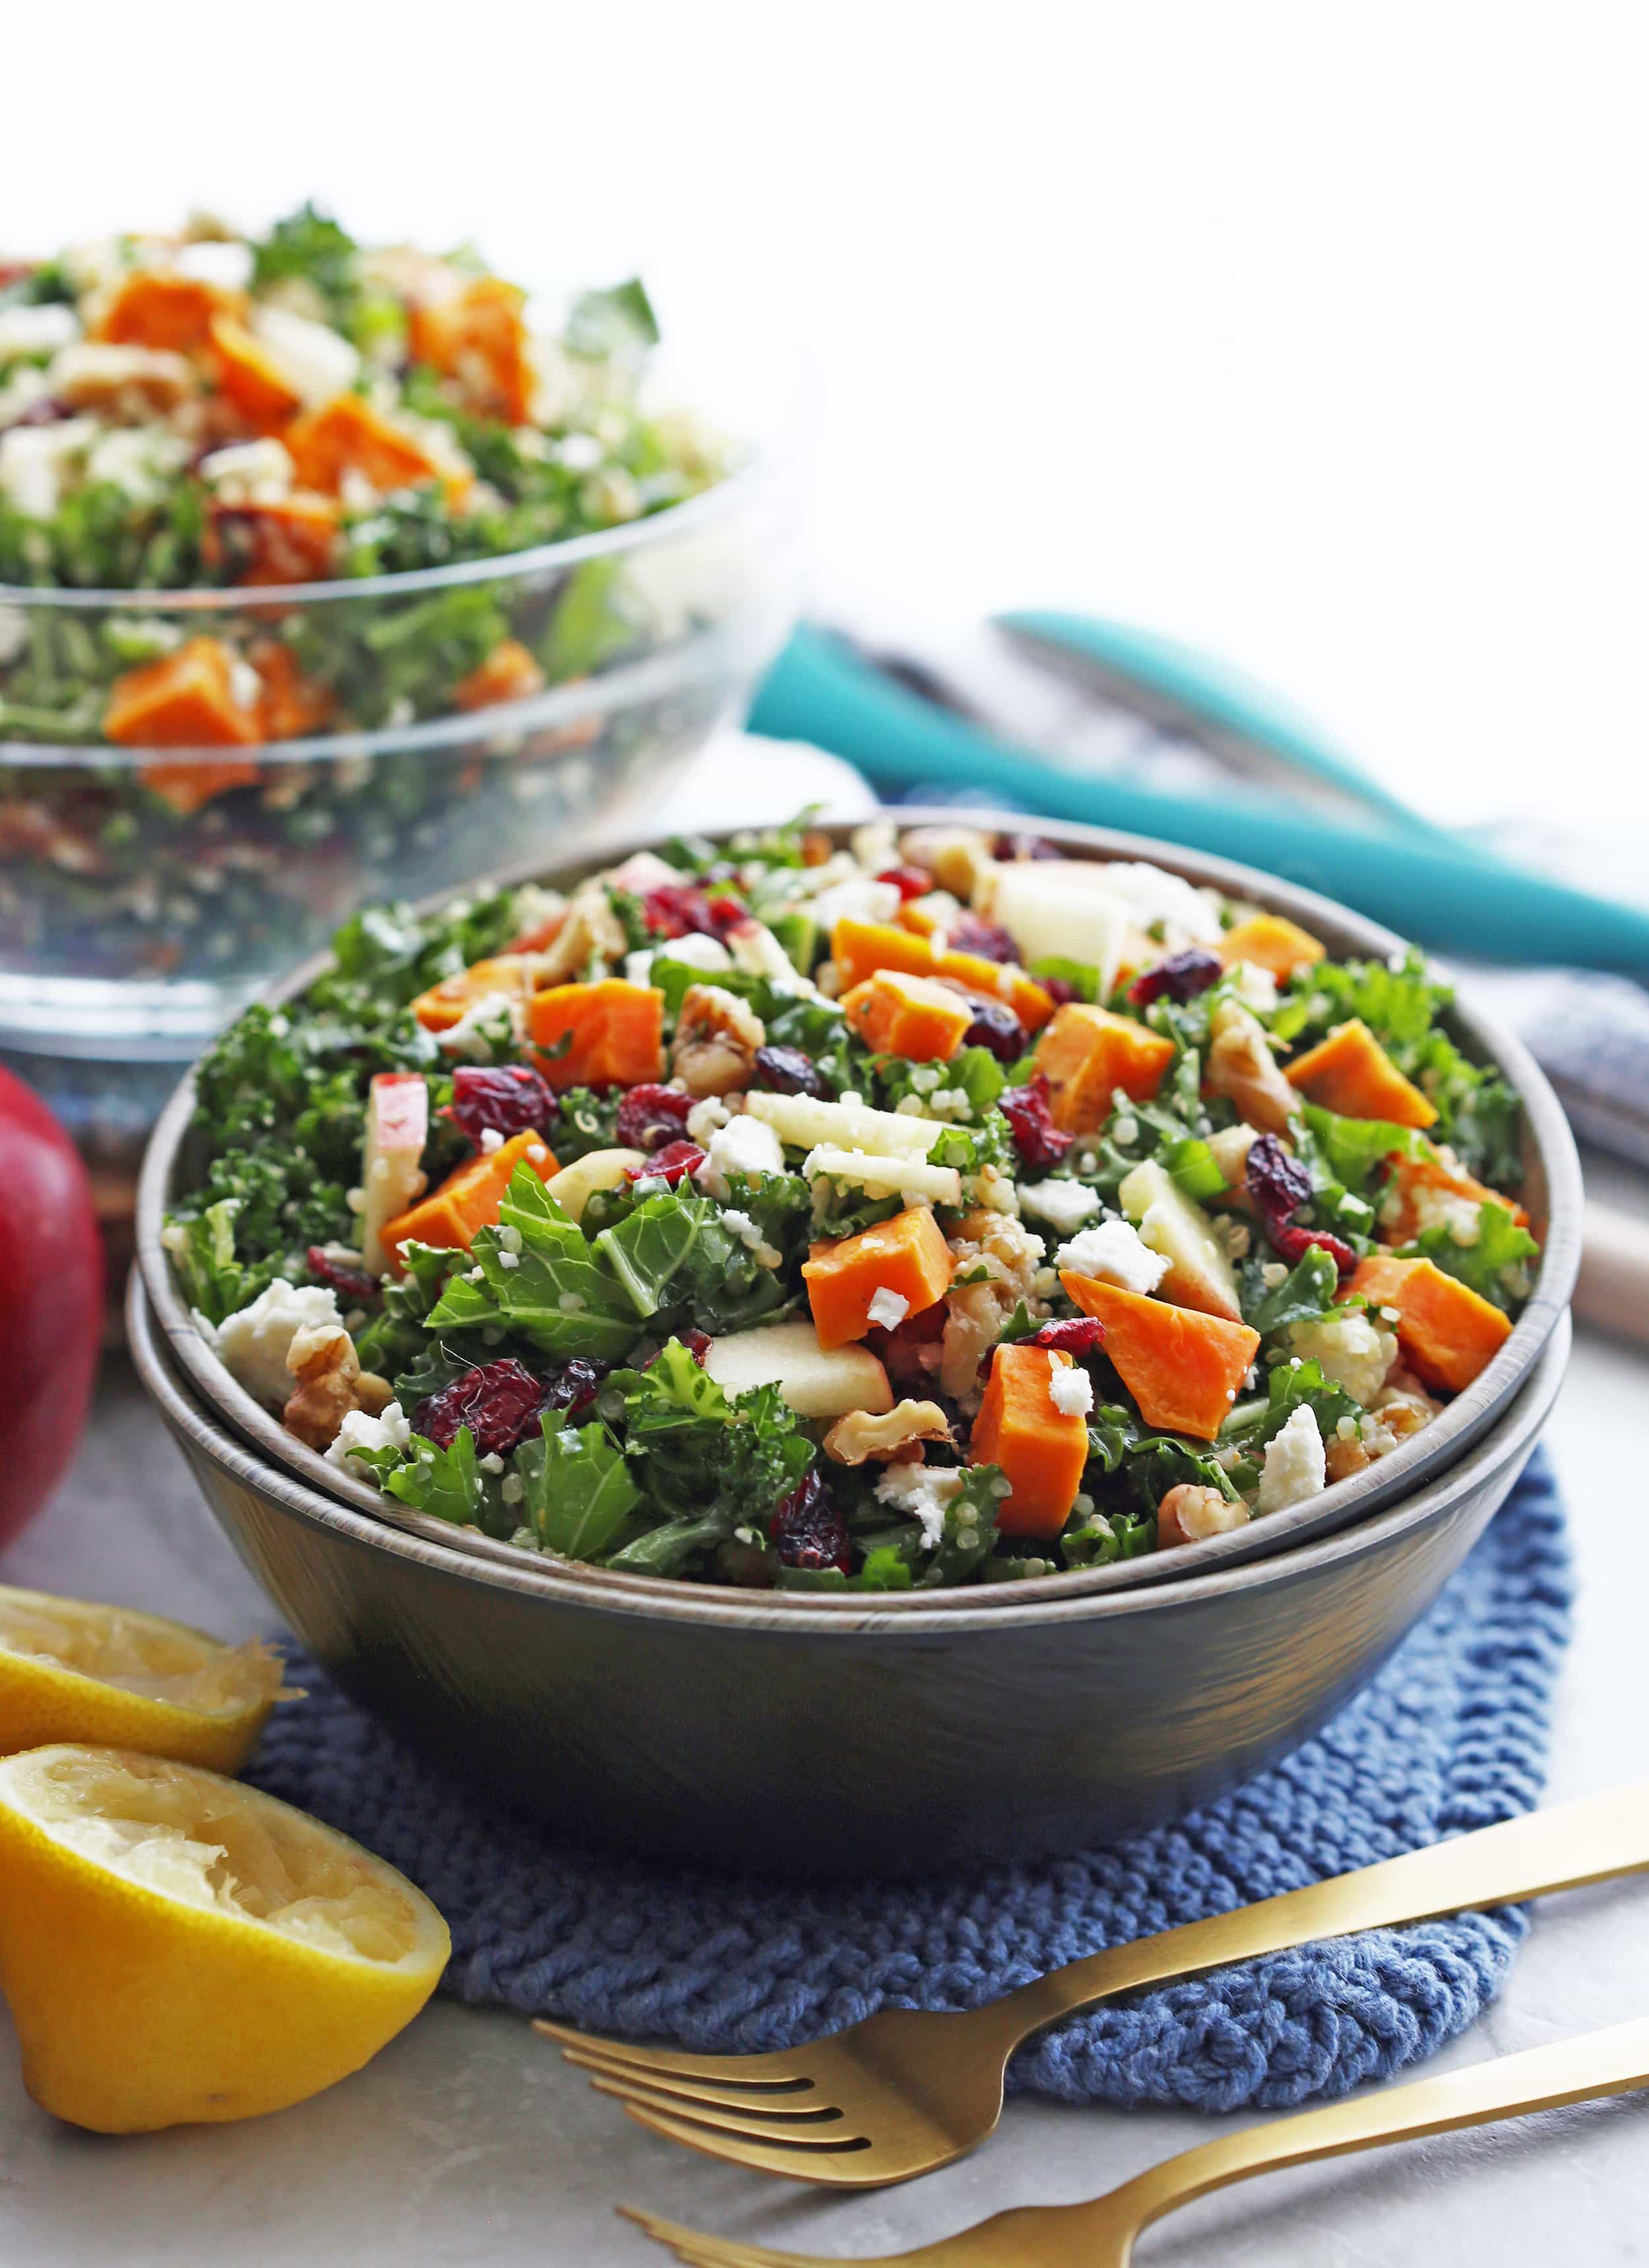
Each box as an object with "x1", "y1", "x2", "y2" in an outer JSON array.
[{"x1": 6, "y1": 2, "x2": 1648, "y2": 834}]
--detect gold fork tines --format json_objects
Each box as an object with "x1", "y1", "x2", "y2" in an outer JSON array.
[
  {"x1": 622, "y1": 2014, "x2": 1649, "y2": 2266},
  {"x1": 543, "y1": 1780, "x2": 1649, "y2": 2189}
]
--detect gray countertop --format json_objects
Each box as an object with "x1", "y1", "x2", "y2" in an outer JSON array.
[{"x1": 0, "y1": 1310, "x2": 1644, "y2": 2267}]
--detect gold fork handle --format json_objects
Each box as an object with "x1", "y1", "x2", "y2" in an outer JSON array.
[
  {"x1": 999, "y1": 1782, "x2": 1649, "y2": 2044},
  {"x1": 1115, "y1": 2014, "x2": 1649, "y2": 2237}
]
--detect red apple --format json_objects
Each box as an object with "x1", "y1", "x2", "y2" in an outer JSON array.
[{"x1": 0, "y1": 1066, "x2": 103, "y2": 1546}]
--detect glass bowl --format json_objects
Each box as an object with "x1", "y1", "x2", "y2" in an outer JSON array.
[{"x1": 0, "y1": 450, "x2": 801, "y2": 1067}]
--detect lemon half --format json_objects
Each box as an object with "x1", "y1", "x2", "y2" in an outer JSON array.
[
  {"x1": 0, "y1": 1744, "x2": 450, "y2": 2131},
  {"x1": 0, "y1": 1584, "x2": 291, "y2": 1773}
]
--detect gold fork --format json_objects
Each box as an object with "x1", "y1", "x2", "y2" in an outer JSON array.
[
  {"x1": 538, "y1": 1781, "x2": 1649, "y2": 2188},
  {"x1": 622, "y1": 2013, "x2": 1649, "y2": 2265}
]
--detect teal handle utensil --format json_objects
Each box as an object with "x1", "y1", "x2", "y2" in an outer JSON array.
[
  {"x1": 747, "y1": 625, "x2": 1649, "y2": 972},
  {"x1": 995, "y1": 607, "x2": 1460, "y2": 845}
]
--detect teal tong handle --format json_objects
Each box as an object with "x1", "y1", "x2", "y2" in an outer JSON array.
[
  {"x1": 996, "y1": 607, "x2": 1458, "y2": 845},
  {"x1": 748, "y1": 625, "x2": 1649, "y2": 973}
]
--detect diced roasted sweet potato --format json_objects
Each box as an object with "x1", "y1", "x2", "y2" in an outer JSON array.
[
  {"x1": 378, "y1": 1128, "x2": 557, "y2": 1273},
  {"x1": 96, "y1": 270, "x2": 243, "y2": 353},
  {"x1": 453, "y1": 640, "x2": 546, "y2": 712},
  {"x1": 204, "y1": 493, "x2": 341, "y2": 586},
  {"x1": 1032, "y1": 1002, "x2": 1176, "y2": 1131},
  {"x1": 284, "y1": 394, "x2": 447, "y2": 499},
  {"x1": 1060, "y1": 1274, "x2": 1260, "y2": 1440},
  {"x1": 1285, "y1": 1018, "x2": 1437, "y2": 1128},
  {"x1": 829, "y1": 919, "x2": 1054, "y2": 1031},
  {"x1": 1216, "y1": 913, "x2": 1326, "y2": 981},
  {"x1": 526, "y1": 979, "x2": 665, "y2": 1090},
  {"x1": 408, "y1": 276, "x2": 534, "y2": 425},
  {"x1": 968, "y1": 1342, "x2": 1089, "y2": 1539},
  {"x1": 841, "y1": 969, "x2": 973, "y2": 1062},
  {"x1": 803, "y1": 1206, "x2": 954, "y2": 1351},
  {"x1": 1348, "y1": 1254, "x2": 1512, "y2": 1393},
  {"x1": 108, "y1": 640, "x2": 264, "y2": 812},
  {"x1": 250, "y1": 642, "x2": 335, "y2": 740},
  {"x1": 412, "y1": 956, "x2": 539, "y2": 1034},
  {"x1": 207, "y1": 311, "x2": 303, "y2": 431}
]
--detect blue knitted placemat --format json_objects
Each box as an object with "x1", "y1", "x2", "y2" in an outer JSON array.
[{"x1": 249, "y1": 1452, "x2": 1571, "y2": 2116}]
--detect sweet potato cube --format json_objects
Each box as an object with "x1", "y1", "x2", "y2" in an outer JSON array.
[
  {"x1": 1217, "y1": 913, "x2": 1326, "y2": 982},
  {"x1": 1285, "y1": 1018, "x2": 1437, "y2": 1128},
  {"x1": 204, "y1": 491, "x2": 341, "y2": 587},
  {"x1": 803, "y1": 1206, "x2": 954, "y2": 1351},
  {"x1": 250, "y1": 642, "x2": 335, "y2": 740},
  {"x1": 526, "y1": 979, "x2": 665, "y2": 1090},
  {"x1": 98, "y1": 270, "x2": 241, "y2": 352},
  {"x1": 1061, "y1": 1274, "x2": 1260, "y2": 1441},
  {"x1": 1349, "y1": 1254, "x2": 1512, "y2": 1394},
  {"x1": 1378, "y1": 1149, "x2": 1530, "y2": 1243},
  {"x1": 830, "y1": 918, "x2": 1054, "y2": 1032},
  {"x1": 969, "y1": 1342, "x2": 1090, "y2": 1539},
  {"x1": 106, "y1": 636, "x2": 262, "y2": 754},
  {"x1": 1032, "y1": 1002, "x2": 1176, "y2": 1132},
  {"x1": 842, "y1": 969, "x2": 974, "y2": 1062},
  {"x1": 208, "y1": 311, "x2": 303, "y2": 431},
  {"x1": 934, "y1": 946, "x2": 1054, "y2": 1033},
  {"x1": 284, "y1": 394, "x2": 445, "y2": 498},
  {"x1": 454, "y1": 639, "x2": 546, "y2": 712},
  {"x1": 378, "y1": 1129, "x2": 557, "y2": 1272},
  {"x1": 412, "y1": 956, "x2": 539, "y2": 1034},
  {"x1": 408, "y1": 276, "x2": 534, "y2": 425}
]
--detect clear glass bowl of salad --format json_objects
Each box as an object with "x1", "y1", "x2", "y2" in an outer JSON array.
[{"x1": 0, "y1": 208, "x2": 801, "y2": 1064}]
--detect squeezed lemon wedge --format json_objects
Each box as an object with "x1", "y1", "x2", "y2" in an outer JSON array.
[
  {"x1": 0, "y1": 1744, "x2": 449, "y2": 2131},
  {"x1": 0, "y1": 1583, "x2": 291, "y2": 1773}
]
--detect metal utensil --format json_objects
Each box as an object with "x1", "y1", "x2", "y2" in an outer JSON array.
[
  {"x1": 622, "y1": 2014, "x2": 1649, "y2": 2265},
  {"x1": 542, "y1": 1778, "x2": 1649, "y2": 2188}
]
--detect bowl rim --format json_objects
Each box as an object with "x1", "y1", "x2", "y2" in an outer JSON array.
[
  {"x1": 134, "y1": 807, "x2": 1583, "y2": 1611},
  {"x1": 127, "y1": 1264, "x2": 1571, "y2": 1637}
]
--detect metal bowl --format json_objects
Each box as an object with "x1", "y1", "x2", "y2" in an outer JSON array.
[
  {"x1": 129, "y1": 1270, "x2": 1570, "y2": 1875},
  {"x1": 135, "y1": 813, "x2": 1582, "y2": 1604}
]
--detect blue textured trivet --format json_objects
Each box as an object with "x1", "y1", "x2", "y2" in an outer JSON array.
[{"x1": 249, "y1": 1452, "x2": 1571, "y2": 2116}]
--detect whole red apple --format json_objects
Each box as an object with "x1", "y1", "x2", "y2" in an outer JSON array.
[{"x1": 0, "y1": 1066, "x2": 103, "y2": 1547}]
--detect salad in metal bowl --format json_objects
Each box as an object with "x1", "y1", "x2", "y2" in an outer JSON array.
[
  {"x1": 162, "y1": 820, "x2": 1538, "y2": 1589},
  {"x1": 0, "y1": 208, "x2": 788, "y2": 1052}
]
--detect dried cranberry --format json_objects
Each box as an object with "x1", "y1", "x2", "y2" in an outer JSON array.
[
  {"x1": 958, "y1": 995, "x2": 1027, "y2": 1062},
  {"x1": 443, "y1": 1063, "x2": 556, "y2": 1149},
  {"x1": 306, "y1": 1245, "x2": 378, "y2": 1306},
  {"x1": 876, "y1": 864, "x2": 934, "y2": 901},
  {"x1": 752, "y1": 1045, "x2": 830, "y2": 1098},
  {"x1": 704, "y1": 893, "x2": 746, "y2": 935},
  {"x1": 1245, "y1": 1133, "x2": 1315, "y2": 1223},
  {"x1": 997, "y1": 832, "x2": 1063, "y2": 862},
  {"x1": 615, "y1": 1082, "x2": 694, "y2": 1151},
  {"x1": 1040, "y1": 977, "x2": 1080, "y2": 1007},
  {"x1": 415, "y1": 1360, "x2": 547, "y2": 1456},
  {"x1": 998, "y1": 1073, "x2": 1073, "y2": 1171},
  {"x1": 950, "y1": 913, "x2": 1021, "y2": 964},
  {"x1": 1267, "y1": 1221, "x2": 1359, "y2": 1280},
  {"x1": 1128, "y1": 948, "x2": 1224, "y2": 1008},
  {"x1": 640, "y1": 883, "x2": 718, "y2": 940},
  {"x1": 541, "y1": 1357, "x2": 609, "y2": 1418},
  {"x1": 1029, "y1": 1317, "x2": 1106, "y2": 1355},
  {"x1": 770, "y1": 1466, "x2": 851, "y2": 1573},
  {"x1": 626, "y1": 1139, "x2": 705, "y2": 1186}
]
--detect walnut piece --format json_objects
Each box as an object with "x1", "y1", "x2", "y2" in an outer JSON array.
[
  {"x1": 671, "y1": 983, "x2": 766, "y2": 1097},
  {"x1": 1206, "y1": 1000, "x2": 1300, "y2": 1134},
  {"x1": 823, "y1": 1400, "x2": 954, "y2": 1466},
  {"x1": 530, "y1": 882, "x2": 627, "y2": 985},
  {"x1": 282, "y1": 1324, "x2": 392, "y2": 1452},
  {"x1": 1156, "y1": 1483, "x2": 1251, "y2": 1548},
  {"x1": 938, "y1": 1209, "x2": 1048, "y2": 1399}
]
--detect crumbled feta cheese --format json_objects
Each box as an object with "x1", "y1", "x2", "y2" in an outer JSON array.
[
  {"x1": 174, "y1": 237, "x2": 255, "y2": 291},
  {"x1": 623, "y1": 948, "x2": 656, "y2": 986},
  {"x1": 1055, "y1": 1216, "x2": 1169, "y2": 1295},
  {"x1": 1048, "y1": 1362, "x2": 1094, "y2": 1417},
  {"x1": 1287, "y1": 1312, "x2": 1400, "y2": 1405},
  {"x1": 718, "y1": 1208, "x2": 780, "y2": 1266},
  {"x1": 497, "y1": 1250, "x2": 520, "y2": 1270},
  {"x1": 685, "y1": 1095, "x2": 731, "y2": 1145},
  {"x1": 199, "y1": 436, "x2": 294, "y2": 503},
  {"x1": 206, "y1": 1279, "x2": 341, "y2": 1408},
  {"x1": 695, "y1": 1113, "x2": 786, "y2": 1200},
  {"x1": 0, "y1": 303, "x2": 79, "y2": 363},
  {"x1": 873, "y1": 1461, "x2": 963, "y2": 1550},
  {"x1": 251, "y1": 303, "x2": 361, "y2": 405},
  {"x1": 327, "y1": 1399, "x2": 412, "y2": 1471},
  {"x1": 1018, "y1": 1179, "x2": 1102, "y2": 1233},
  {"x1": 655, "y1": 930, "x2": 733, "y2": 973},
  {"x1": 479, "y1": 1127, "x2": 505, "y2": 1153},
  {"x1": 1257, "y1": 1403, "x2": 1328, "y2": 1514},
  {"x1": 805, "y1": 876, "x2": 903, "y2": 933},
  {"x1": 1231, "y1": 960, "x2": 1280, "y2": 1013},
  {"x1": 866, "y1": 1287, "x2": 910, "y2": 1331},
  {"x1": 0, "y1": 417, "x2": 94, "y2": 519}
]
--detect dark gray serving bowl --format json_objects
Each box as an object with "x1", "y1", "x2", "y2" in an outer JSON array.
[
  {"x1": 130, "y1": 1270, "x2": 1569, "y2": 1875},
  {"x1": 135, "y1": 814, "x2": 1582, "y2": 1602}
]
